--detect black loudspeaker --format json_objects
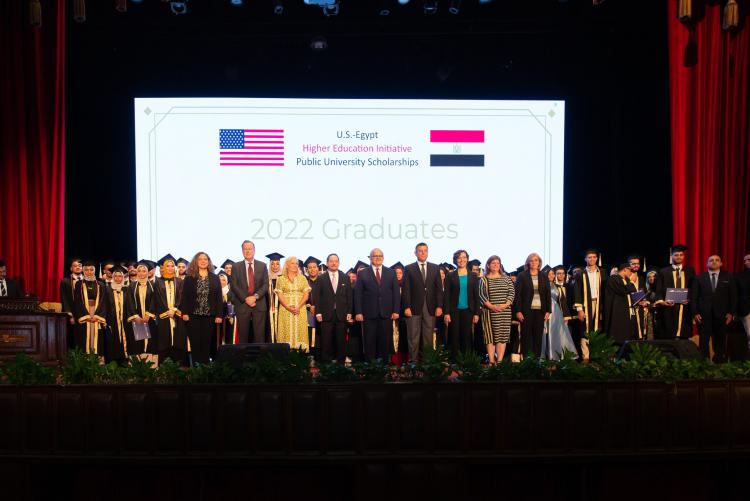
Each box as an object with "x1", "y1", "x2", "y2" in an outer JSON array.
[
  {"x1": 616, "y1": 339, "x2": 704, "y2": 361},
  {"x1": 215, "y1": 343, "x2": 290, "y2": 368}
]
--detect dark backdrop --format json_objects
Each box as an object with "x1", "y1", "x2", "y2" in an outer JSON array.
[{"x1": 66, "y1": 0, "x2": 672, "y2": 270}]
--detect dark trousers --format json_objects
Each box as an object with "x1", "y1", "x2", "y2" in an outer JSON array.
[
  {"x1": 159, "y1": 347, "x2": 187, "y2": 366},
  {"x1": 347, "y1": 323, "x2": 364, "y2": 362},
  {"x1": 698, "y1": 313, "x2": 728, "y2": 363},
  {"x1": 521, "y1": 309, "x2": 545, "y2": 357},
  {"x1": 236, "y1": 303, "x2": 266, "y2": 343},
  {"x1": 187, "y1": 315, "x2": 213, "y2": 365},
  {"x1": 320, "y1": 318, "x2": 347, "y2": 362},
  {"x1": 448, "y1": 308, "x2": 474, "y2": 360},
  {"x1": 363, "y1": 317, "x2": 393, "y2": 361}
]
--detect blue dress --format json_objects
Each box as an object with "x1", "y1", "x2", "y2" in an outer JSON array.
[{"x1": 541, "y1": 284, "x2": 578, "y2": 360}]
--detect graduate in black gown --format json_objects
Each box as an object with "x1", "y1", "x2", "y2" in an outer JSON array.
[
  {"x1": 104, "y1": 265, "x2": 132, "y2": 364},
  {"x1": 627, "y1": 255, "x2": 649, "y2": 339},
  {"x1": 217, "y1": 271, "x2": 236, "y2": 347},
  {"x1": 265, "y1": 252, "x2": 284, "y2": 343},
  {"x1": 72, "y1": 260, "x2": 108, "y2": 355},
  {"x1": 573, "y1": 249, "x2": 606, "y2": 361},
  {"x1": 469, "y1": 259, "x2": 486, "y2": 359},
  {"x1": 304, "y1": 256, "x2": 322, "y2": 358},
  {"x1": 604, "y1": 263, "x2": 638, "y2": 346},
  {"x1": 125, "y1": 261, "x2": 158, "y2": 358},
  {"x1": 154, "y1": 254, "x2": 188, "y2": 365},
  {"x1": 654, "y1": 244, "x2": 696, "y2": 339},
  {"x1": 391, "y1": 262, "x2": 409, "y2": 365}
]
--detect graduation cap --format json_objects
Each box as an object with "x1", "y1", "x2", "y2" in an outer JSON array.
[
  {"x1": 390, "y1": 261, "x2": 405, "y2": 270},
  {"x1": 68, "y1": 257, "x2": 83, "y2": 267},
  {"x1": 541, "y1": 265, "x2": 552, "y2": 274},
  {"x1": 355, "y1": 260, "x2": 368, "y2": 271},
  {"x1": 303, "y1": 256, "x2": 321, "y2": 268},
  {"x1": 176, "y1": 257, "x2": 189, "y2": 266},
  {"x1": 217, "y1": 270, "x2": 229, "y2": 279},
  {"x1": 567, "y1": 264, "x2": 582, "y2": 274},
  {"x1": 111, "y1": 264, "x2": 127, "y2": 275},
  {"x1": 82, "y1": 259, "x2": 97, "y2": 267},
  {"x1": 583, "y1": 248, "x2": 600, "y2": 258},
  {"x1": 265, "y1": 252, "x2": 284, "y2": 262},
  {"x1": 670, "y1": 244, "x2": 688, "y2": 254},
  {"x1": 146, "y1": 260, "x2": 157, "y2": 270},
  {"x1": 553, "y1": 264, "x2": 566, "y2": 272},
  {"x1": 345, "y1": 268, "x2": 356, "y2": 275},
  {"x1": 319, "y1": 263, "x2": 328, "y2": 272},
  {"x1": 157, "y1": 254, "x2": 177, "y2": 267},
  {"x1": 441, "y1": 262, "x2": 456, "y2": 272},
  {"x1": 516, "y1": 265, "x2": 526, "y2": 274},
  {"x1": 136, "y1": 259, "x2": 153, "y2": 270},
  {"x1": 468, "y1": 259, "x2": 482, "y2": 269},
  {"x1": 220, "y1": 259, "x2": 234, "y2": 269}
]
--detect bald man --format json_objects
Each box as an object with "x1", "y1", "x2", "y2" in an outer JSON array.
[{"x1": 353, "y1": 248, "x2": 401, "y2": 361}]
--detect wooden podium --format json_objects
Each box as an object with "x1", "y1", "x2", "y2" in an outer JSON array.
[{"x1": 0, "y1": 298, "x2": 68, "y2": 365}]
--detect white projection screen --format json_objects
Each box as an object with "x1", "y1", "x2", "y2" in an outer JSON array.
[{"x1": 134, "y1": 98, "x2": 564, "y2": 270}]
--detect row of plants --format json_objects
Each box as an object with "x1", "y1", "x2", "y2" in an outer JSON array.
[{"x1": 2, "y1": 332, "x2": 750, "y2": 385}]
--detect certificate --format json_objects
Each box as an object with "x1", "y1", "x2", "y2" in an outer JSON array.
[
  {"x1": 132, "y1": 322, "x2": 151, "y2": 341},
  {"x1": 665, "y1": 288, "x2": 689, "y2": 304}
]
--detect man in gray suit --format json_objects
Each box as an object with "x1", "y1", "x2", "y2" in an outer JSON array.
[{"x1": 230, "y1": 240, "x2": 269, "y2": 343}]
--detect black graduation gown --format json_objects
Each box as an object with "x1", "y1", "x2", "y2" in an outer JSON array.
[
  {"x1": 629, "y1": 272, "x2": 647, "y2": 339},
  {"x1": 604, "y1": 276, "x2": 637, "y2": 344},
  {"x1": 655, "y1": 266, "x2": 695, "y2": 339},
  {"x1": 573, "y1": 268, "x2": 606, "y2": 333},
  {"x1": 219, "y1": 288, "x2": 237, "y2": 346},
  {"x1": 72, "y1": 279, "x2": 108, "y2": 354},
  {"x1": 154, "y1": 278, "x2": 187, "y2": 351},
  {"x1": 104, "y1": 285, "x2": 132, "y2": 362},
  {"x1": 124, "y1": 281, "x2": 158, "y2": 354},
  {"x1": 307, "y1": 277, "x2": 319, "y2": 352}
]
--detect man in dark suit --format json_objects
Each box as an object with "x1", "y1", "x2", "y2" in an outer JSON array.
[
  {"x1": 229, "y1": 240, "x2": 269, "y2": 344},
  {"x1": 691, "y1": 255, "x2": 737, "y2": 362},
  {"x1": 402, "y1": 243, "x2": 443, "y2": 361},
  {"x1": 60, "y1": 257, "x2": 83, "y2": 342},
  {"x1": 655, "y1": 244, "x2": 696, "y2": 339},
  {"x1": 0, "y1": 260, "x2": 22, "y2": 298},
  {"x1": 739, "y1": 254, "x2": 750, "y2": 357},
  {"x1": 313, "y1": 253, "x2": 353, "y2": 362},
  {"x1": 354, "y1": 248, "x2": 401, "y2": 361}
]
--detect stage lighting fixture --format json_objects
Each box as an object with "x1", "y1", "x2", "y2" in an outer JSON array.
[
  {"x1": 273, "y1": 0, "x2": 284, "y2": 14},
  {"x1": 448, "y1": 0, "x2": 461, "y2": 14},
  {"x1": 170, "y1": 1, "x2": 188, "y2": 15},
  {"x1": 379, "y1": 0, "x2": 391, "y2": 16},
  {"x1": 478, "y1": 0, "x2": 492, "y2": 4},
  {"x1": 423, "y1": 0, "x2": 437, "y2": 15},
  {"x1": 29, "y1": 0, "x2": 42, "y2": 27},
  {"x1": 230, "y1": 0, "x2": 243, "y2": 6},
  {"x1": 398, "y1": 0, "x2": 410, "y2": 4},
  {"x1": 304, "y1": 0, "x2": 339, "y2": 17},
  {"x1": 115, "y1": 0, "x2": 127, "y2": 13},
  {"x1": 73, "y1": 0, "x2": 86, "y2": 22},
  {"x1": 310, "y1": 36, "x2": 328, "y2": 50}
]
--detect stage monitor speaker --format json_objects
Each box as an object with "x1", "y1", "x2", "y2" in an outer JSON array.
[
  {"x1": 616, "y1": 339, "x2": 704, "y2": 361},
  {"x1": 215, "y1": 343, "x2": 290, "y2": 368}
]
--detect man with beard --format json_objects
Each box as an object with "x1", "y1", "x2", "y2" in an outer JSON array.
[{"x1": 654, "y1": 245, "x2": 696, "y2": 340}]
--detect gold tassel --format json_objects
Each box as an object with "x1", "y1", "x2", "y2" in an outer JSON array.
[
  {"x1": 29, "y1": 0, "x2": 41, "y2": 27},
  {"x1": 723, "y1": 0, "x2": 739, "y2": 31},
  {"x1": 115, "y1": 0, "x2": 128, "y2": 13},
  {"x1": 643, "y1": 257, "x2": 647, "y2": 272},
  {"x1": 678, "y1": 0, "x2": 692, "y2": 24},
  {"x1": 74, "y1": 0, "x2": 86, "y2": 23}
]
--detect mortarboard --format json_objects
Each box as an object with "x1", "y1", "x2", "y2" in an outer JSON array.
[
  {"x1": 468, "y1": 259, "x2": 481, "y2": 269},
  {"x1": 176, "y1": 258, "x2": 189, "y2": 266},
  {"x1": 220, "y1": 259, "x2": 234, "y2": 269},
  {"x1": 553, "y1": 264, "x2": 566, "y2": 272},
  {"x1": 111, "y1": 264, "x2": 127, "y2": 275},
  {"x1": 516, "y1": 265, "x2": 526, "y2": 274},
  {"x1": 303, "y1": 256, "x2": 321, "y2": 267},
  {"x1": 157, "y1": 254, "x2": 177, "y2": 267},
  {"x1": 265, "y1": 252, "x2": 284, "y2": 262},
  {"x1": 345, "y1": 268, "x2": 356, "y2": 275},
  {"x1": 670, "y1": 244, "x2": 688, "y2": 253},
  {"x1": 390, "y1": 261, "x2": 405, "y2": 270},
  {"x1": 355, "y1": 260, "x2": 368, "y2": 271},
  {"x1": 441, "y1": 262, "x2": 456, "y2": 272},
  {"x1": 82, "y1": 259, "x2": 97, "y2": 267},
  {"x1": 136, "y1": 259, "x2": 153, "y2": 271},
  {"x1": 541, "y1": 265, "x2": 552, "y2": 274}
]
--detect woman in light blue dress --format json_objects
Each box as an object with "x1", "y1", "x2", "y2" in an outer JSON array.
[{"x1": 542, "y1": 266, "x2": 578, "y2": 360}]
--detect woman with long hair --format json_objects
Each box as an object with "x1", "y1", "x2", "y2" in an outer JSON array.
[
  {"x1": 179, "y1": 252, "x2": 223, "y2": 365},
  {"x1": 443, "y1": 250, "x2": 480, "y2": 361},
  {"x1": 514, "y1": 252, "x2": 552, "y2": 357},
  {"x1": 478, "y1": 255, "x2": 515, "y2": 364},
  {"x1": 274, "y1": 256, "x2": 312, "y2": 351}
]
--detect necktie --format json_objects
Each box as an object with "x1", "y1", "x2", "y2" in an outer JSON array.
[
  {"x1": 711, "y1": 273, "x2": 717, "y2": 291},
  {"x1": 247, "y1": 262, "x2": 255, "y2": 295},
  {"x1": 330, "y1": 272, "x2": 337, "y2": 294},
  {"x1": 420, "y1": 263, "x2": 426, "y2": 282},
  {"x1": 375, "y1": 268, "x2": 381, "y2": 285},
  {"x1": 0, "y1": 280, "x2": 5, "y2": 297}
]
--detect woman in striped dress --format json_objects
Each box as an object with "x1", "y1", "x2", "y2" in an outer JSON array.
[{"x1": 479, "y1": 255, "x2": 515, "y2": 364}]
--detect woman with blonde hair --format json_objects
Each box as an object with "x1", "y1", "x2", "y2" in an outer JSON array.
[
  {"x1": 274, "y1": 256, "x2": 312, "y2": 351},
  {"x1": 513, "y1": 252, "x2": 551, "y2": 357}
]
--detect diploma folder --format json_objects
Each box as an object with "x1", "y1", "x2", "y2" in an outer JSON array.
[
  {"x1": 630, "y1": 290, "x2": 648, "y2": 307},
  {"x1": 666, "y1": 288, "x2": 689, "y2": 304},
  {"x1": 132, "y1": 322, "x2": 151, "y2": 341}
]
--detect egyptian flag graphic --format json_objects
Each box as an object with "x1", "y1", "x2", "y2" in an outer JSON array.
[{"x1": 429, "y1": 130, "x2": 485, "y2": 167}]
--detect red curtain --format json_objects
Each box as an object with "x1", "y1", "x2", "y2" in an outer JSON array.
[
  {"x1": 0, "y1": 1, "x2": 66, "y2": 301},
  {"x1": 668, "y1": 0, "x2": 750, "y2": 273}
]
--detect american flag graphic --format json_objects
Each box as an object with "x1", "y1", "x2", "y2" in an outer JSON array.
[{"x1": 219, "y1": 129, "x2": 285, "y2": 166}]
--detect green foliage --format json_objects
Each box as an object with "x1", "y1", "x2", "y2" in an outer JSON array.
[
  {"x1": 156, "y1": 358, "x2": 188, "y2": 384},
  {"x1": 122, "y1": 355, "x2": 156, "y2": 384},
  {"x1": 455, "y1": 350, "x2": 483, "y2": 382},
  {"x1": 61, "y1": 348, "x2": 105, "y2": 384},
  {"x1": 189, "y1": 362, "x2": 238, "y2": 384},
  {"x1": 0, "y1": 353, "x2": 56, "y2": 385},
  {"x1": 317, "y1": 362, "x2": 358, "y2": 383},
  {"x1": 586, "y1": 331, "x2": 619, "y2": 365},
  {"x1": 418, "y1": 345, "x2": 452, "y2": 382},
  {"x1": 353, "y1": 359, "x2": 390, "y2": 383}
]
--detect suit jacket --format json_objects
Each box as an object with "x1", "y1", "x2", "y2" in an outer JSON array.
[
  {"x1": 443, "y1": 271, "x2": 480, "y2": 316},
  {"x1": 0, "y1": 278, "x2": 22, "y2": 298},
  {"x1": 312, "y1": 270, "x2": 353, "y2": 322},
  {"x1": 691, "y1": 270, "x2": 737, "y2": 319},
  {"x1": 60, "y1": 275, "x2": 81, "y2": 317},
  {"x1": 354, "y1": 266, "x2": 401, "y2": 320},
  {"x1": 402, "y1": 261, "x2": 444, "y2": 315},
  {"x1": 179, "y1": 274, "x2": 223, "y2": 318},
  {"x1": 513, "y1": 270, "x2": 552, "y2": 318},
  {"x1": 737, "y1": 269, "x2": 750, "y2": 317},
  {"x1": 230, "y1": 259, "x2": 269, "y2": 309}
]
